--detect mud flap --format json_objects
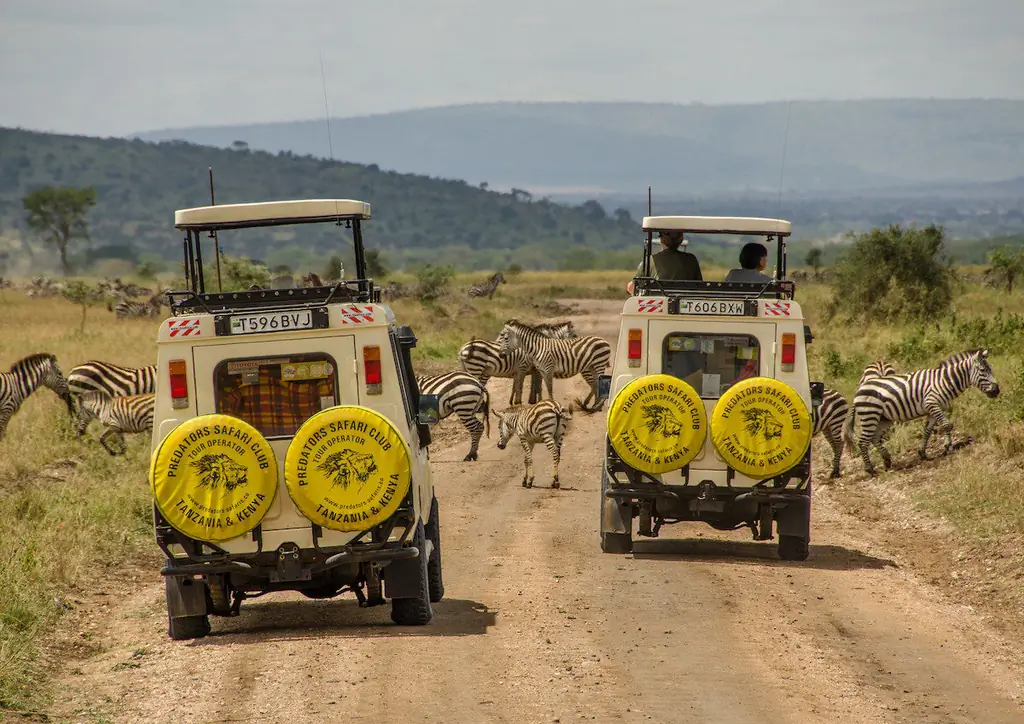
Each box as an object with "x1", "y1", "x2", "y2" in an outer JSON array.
[
  {"x1": 775, "y1": 496, "x2": 811, "y2": 541},
  {"x1": 601, "y1": 470, "x2": 631, "y2": 535},
  {"x1": 165, "y1": 575, "x2": 207, "y2": 619},
  {"x1": 384, "y1": 523, "x2": 428, "y2": 600}
]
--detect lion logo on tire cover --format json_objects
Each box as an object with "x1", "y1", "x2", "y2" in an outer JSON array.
[
  {"x1": 641, "y1": 405, "x2": 683, "y2": 438},
  {"x1": 191, "y1": 454, "x2": 249, "y2": 491},
  {"x1": 318, "y1": 449, "x2": 378, "y2": 490},
  {"x1": 742, "y1": 408, "x2": 783, "y2": 441}
]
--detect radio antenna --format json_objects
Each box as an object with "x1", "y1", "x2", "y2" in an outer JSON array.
[
  {"x1": 319, "y1": 53, "x2": 336, "y2": 164},
  {"x1": 648, "y1": 185, "x2": 652, "y2": 216},
  {"x1": 208, "y1": 166, "x2": 222, "y2": 292},
  {"x1": 775, "y1": 100, "x2": 793, "y2": 219}
]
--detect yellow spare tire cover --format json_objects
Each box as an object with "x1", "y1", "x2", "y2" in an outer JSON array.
[
  {"x1": 607, "y1": 374, "x2": 706, "y2": 474},
  {"x1": 284, "y1": 406, "x2": 411, "y2": 532},
  {"x1": 150, "y1": 415, "x2": 278, "y2": 543},
  {"x1": 710, "y1": 377, "x2": 812, "y2": 479}
]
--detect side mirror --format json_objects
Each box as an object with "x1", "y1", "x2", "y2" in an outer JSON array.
[
  {"x1": 417, "y1": 394, "x2": 440, "y2": 426},
  {"x1": 809, "y1": 381, "x2": 824, "y2": 409},
  {"x1": 597, "y1": 375, "x2": 612, "y2": 402},
  {"x1": 804, "y1": 325, "x2": 814, "y2": 345}
]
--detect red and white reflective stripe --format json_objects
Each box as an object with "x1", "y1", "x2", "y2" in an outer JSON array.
[
  {"x1": 636, "y1": 299, "x2": 665, "y2": 313},
  {"x1": 168, "y1": 318, "x2": 202, "y2": 337},
  {"x1": 763, "y1": 301, "x2": 792, "y2": 317},
  {"x1": 337, "y1": 305, "x2": 375, "y2": 324}
]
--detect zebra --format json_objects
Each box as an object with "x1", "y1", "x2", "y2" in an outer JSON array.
[
  {"x1": 0, "y1": 353, "x2": 73, "y2": 439},
  {"x1": 843, "y1": 349, "x2": 999, "y2": 476},
  {"x1": 813, "y1": 360, "x2": 896, "y2": 478},
  {"x1": 75, "y1": 392, "x2": 155, "y2": 455},
  {"x1": 458, "y1": 320, "x2": 578, "y2": 406},
  {"x1": 468, "y1": 272, "x2": 505, "y2": 300},
  {"x1": 66, "y1": 361, "x2": 157, "y2": 436},
  {"x1": 416, "y1": 372, "x2": 490, "y2": 461},
  {"x1": 109, "y1": 291, "x2": 167, "y2": 320},
  {"x1": 495, "y1": 319, "x2": 611, "y2": 412},
  {"x1": 495, "y1": 400, "x2": 572, "y2": 489}
]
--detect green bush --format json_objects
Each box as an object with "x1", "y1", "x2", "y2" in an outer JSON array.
[
  {"x1": 221, "y1": 254, "x2": 271, "y2": 291},
  {"x1": 416, "y1": 264, "x2": 455, "y2": 301}
]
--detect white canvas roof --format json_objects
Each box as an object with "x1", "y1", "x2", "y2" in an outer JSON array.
[
  {"x1": 642, "y1": 215, "x2": 791, "y2": 236},
  {"x1": 175, "y1": 199, "x2": 371, "y2": 229}
]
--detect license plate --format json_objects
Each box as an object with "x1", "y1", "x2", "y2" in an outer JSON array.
[
  {"x1": 677, "y1": 300, "x2": 745, "y2": 316},
  {"x1": 229, "y1": 310, "x2": 313, "y2": 335}
]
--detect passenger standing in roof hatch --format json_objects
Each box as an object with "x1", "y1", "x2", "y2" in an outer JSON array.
[
  {"x1": 626, "y1": 230, "x2": 703, "y2": 294},
  {"x1": 724, "y1": 242, "x2": 773, "y2": 283}
]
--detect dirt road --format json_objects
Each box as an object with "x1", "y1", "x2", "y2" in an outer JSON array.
[{"x1": 51, "y1": 303, "x2": 1024, "y2": 723}]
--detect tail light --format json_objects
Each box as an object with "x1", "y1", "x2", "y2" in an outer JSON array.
[
  {"x1": 781, "y1": 333, "x2": 796, "y2": 372},
  {"x1": 363, "y1": 345, "x2": 382, "y2": 395},
  {"x1": 627, "y1": 329, "x2": 642, "y2": 368},
  {"x1": 169, "y1": 359, "x2": 189, "y2": 409}
]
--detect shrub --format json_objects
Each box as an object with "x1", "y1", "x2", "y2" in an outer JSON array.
[
  {"x1": 221, "y1": 254, "x2": 271, "y2": 291},
  {"x1": 365, "y1": 249, "x2": 389, "y2": 279},
  {"x1": 829, "y1": 224, "x2": 956, "y2": 321},
  {"x1": 416, "y1": 264, "x2": 455, "y2": 301},
  {"x1": 985, "y1": 246, "x2": 1024, "y2": 293}
]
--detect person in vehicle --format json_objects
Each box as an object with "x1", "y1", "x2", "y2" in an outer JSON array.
[
  {"x1": 725, "y1": 242, "x2": 773, "y2": 283},
  {"x1": 626, "y1": 230, "x2": 702, "y2": 294}
]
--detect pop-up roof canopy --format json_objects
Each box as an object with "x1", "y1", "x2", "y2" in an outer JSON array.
[
  {"x1": 642, "y1": 215, "x2": 791, "y2": 237},
  {"x1": 175, "y1": 199, "x2": 371, "y2": 230}
]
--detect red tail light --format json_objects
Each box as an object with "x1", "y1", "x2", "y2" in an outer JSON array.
[
  {"x1": 781, "y1": 333, "x2": 796, "y2": 371},
  {"x1": 363, "y1": 345, "x2": 382, "y2": 394},
  {"x1": 169, "y1": 359, "x2": 189, "y2": 409},
  {"x1": 627, "y1": 329, "x2": 642, "y2": 367}
]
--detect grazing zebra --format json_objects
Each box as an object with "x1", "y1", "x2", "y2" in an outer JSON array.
[
  {"x1": 813, "y1": 360, "x2": 896, "y2": 478},
  {"x1": 458, "y1": 320, "x2": 578, "y2": 406},
  {"x1": 416, "y1": 372, "x2": 490, "y2": 461},
  {"x1": 843, "y1": 349, "x2": 999, "y2": 476},
  {"x1": 496, "y1": 319, "x2": 611, "y2": 412},
  {"x1": 468, "y1": 272, "x2": 505, "y2": 300},
  {"x1": 0, "y1": 353, "x2": 73, "y2": 439},
  {"x1": 67, "y1": 361, "x2": 157, "y2": 436},
  {"x1": 75, "y1": 392, "x2": 155, "y2": 455},
  {"x1": 495, "y1": 400, "x2": 572, "y2": 489},
  {"x1": 109, "y1": 291, "x2": 168, "y2": 320}
]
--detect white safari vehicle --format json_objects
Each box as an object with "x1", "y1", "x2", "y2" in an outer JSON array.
[
  {"x1": 600, "y1": 216, "x2": 821, "y2": 561},
  {"x1": 151, "y1": 199, "x2": 443, "y2": 640}
]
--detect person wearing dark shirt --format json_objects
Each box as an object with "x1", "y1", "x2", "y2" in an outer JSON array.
[
  {"x1": 627, "y1": 231, "x2": 703, "y2": 294},
  {"x1": 724, "y1": 242, "x2": 773, "y2": 283}
]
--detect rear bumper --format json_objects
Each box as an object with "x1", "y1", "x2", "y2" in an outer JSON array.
[{"x1": 160, "y1": 543, "x2": 419, "y2": 577}]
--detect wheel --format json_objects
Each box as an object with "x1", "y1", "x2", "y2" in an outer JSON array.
[
  {"x1": 390, "y1": 522, "x2": 434, "y2": 626},
  {"x1": 601, "y1": 531, "x2": 633, "y2": 554},
  {"x1": 168, "y1": 614, "x2": 210, "y2": 641},
  {"x1": 426, "y1": 497, "x2": 445, "y2": 603},
  {"x1": 778, "y1": 535, "x2": 810, "y2": 561}
]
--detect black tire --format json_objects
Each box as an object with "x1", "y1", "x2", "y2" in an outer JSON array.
[
  {"x1": 426, "y1": 497, "x2": 445, "y2": 603},
  {"x1": 778, "y1": 535, "x2": 810, "y2": 561},
  {"x1": 601, "y1": 531, "x2": 633, "y2": 554},
  {"x1": 168, "y1": 614, "x2": 210, "y2": 641},
  {"x1": 390, "y1": 522, "x2": 434, "y2": 626}
]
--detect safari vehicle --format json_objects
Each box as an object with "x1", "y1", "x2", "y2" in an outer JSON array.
[
  {"x1": 600, "y1": 216, "x2": 820, "y2": 561},
  {"x1": 151, "y1": 199, "x2": 443, "y2": 640}
]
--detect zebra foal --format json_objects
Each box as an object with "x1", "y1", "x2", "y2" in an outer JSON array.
[
  {"x1": 416, "y1": 372, "x2": 490, "y2": 461},
  {"x1": 0, "y1": 353, "x2": 73, "y2": 439},
  {"x1": 844, "y1": 349, "x2": 999, "y2": 476},
  {"x1": 458, "y1": 320, "x2": 577, "y2": 405},
  {"x1": 75, "y1": 392, "x2": 155, "y2": 455},
  {"x1": 496, "y1": 400, "x2": 572, "y2": 489},
  {"x1": 496, "y1": 319, "x2": 611, "y2": 412},
  {"x1": 67, "y1": 361, "x2": 157, "y2": 436}
]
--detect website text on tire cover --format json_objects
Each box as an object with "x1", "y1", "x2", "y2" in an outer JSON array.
[
  {"x1": 600, "y1": 215, "x2": 821, "y2": 561},
  {"x1": 151, "y1": 199, "x2": 443, "y2": 639}
]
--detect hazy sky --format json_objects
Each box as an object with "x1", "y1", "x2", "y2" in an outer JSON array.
[{"x1": 2, "y1": 0, "x2": 1022, "y2": 137}]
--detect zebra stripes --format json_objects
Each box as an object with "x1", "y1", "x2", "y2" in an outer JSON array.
[
  {"x1": 495, "y1": 400, "x2": 572, "y2": 489},
  {"x1": 109, "y1": 291, "x2": 167, "y2": 320},
  {"x1": 468, "y1": 272, "x2": 505, "y2": 300},
  {"x1": 416, "y1": 372, "x2": 490, "y2": 462},
  {"x1": 844, "y1": 349, "x2": 999, "y2": 476},
  {"x1": 75, "y1": 391, "x2": 155, "y2": 455},
  {"x1": 813, "y1": 360, "x2": 895, "y2": 478},
  {"x1": 458, "y1": 320, "x2": 577, "y2": 405},
  {"x1": 67, "y1": 361, "x2": 157, "y2": 436},
  {"x1": 496, "y1": 319, "x2": 611, "y2": 412},
  {"x1": 0, "y1": 353, "x2": 72, "y2": 439}
]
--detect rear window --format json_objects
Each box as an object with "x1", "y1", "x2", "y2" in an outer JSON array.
[
  {"x1": 214, "y1": 354, "x2": 338, "y2": 438},
  {"x1": 662, "y1": 333, "x2": 760, "y2": 399}
]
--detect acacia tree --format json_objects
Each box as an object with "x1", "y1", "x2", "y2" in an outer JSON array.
[
  {"x1": 986, "y1": 246, "x2": 1024, "y2": 293},
  {"x1": 23, "y1": 185, "x2": 97, "y2": 276},
  {"x1": 804, "y1": 247, "x2": 824, "y2": 277}
]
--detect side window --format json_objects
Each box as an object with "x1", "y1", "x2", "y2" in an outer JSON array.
[
  {"x1": 214, "y1": 354, "x2": 338, "y2": 439},
  {"x1": 662, "y1": 334, "x2": 760, "y2": 399}
]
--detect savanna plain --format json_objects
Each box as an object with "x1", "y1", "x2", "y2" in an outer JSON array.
[{"x1": 2, "y1": 269, "x2": 1024, "y2": 723}]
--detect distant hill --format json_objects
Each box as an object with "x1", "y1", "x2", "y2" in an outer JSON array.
[
  {"x1": 135, "y1": 99, "x2": 1024, "y2": 194},
  {"x1": 0, "y1": 127, "x2": 640, "y2": 273}
]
